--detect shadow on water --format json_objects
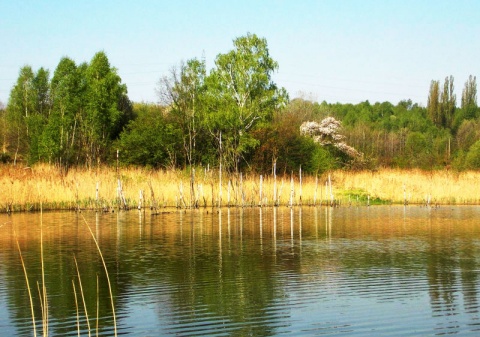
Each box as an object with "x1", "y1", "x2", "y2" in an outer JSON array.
[{"x1": 2, "y1": 205, "x2": 480, "y2": 336}]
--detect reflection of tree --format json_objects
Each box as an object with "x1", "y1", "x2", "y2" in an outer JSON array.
[
  {"x1": 136, "y1": 210, "x2": 291, "y2": 337},
  {"x1": 427, "y1": 237, "x2": 457, "y2": 313},
  {"x1": 426, "y1": 221, "x2": 480, "y2": 327},
  {"x1": 3, "y1": 207, "x2": 480, "y2": 336},
  {"x1": 459, "y1": 239, "x2": 479, "y2": 314}
]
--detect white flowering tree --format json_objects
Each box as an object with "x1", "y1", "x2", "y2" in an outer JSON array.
[{"x1": 300, "y1": 117, "x2": 363, "y2": 161}]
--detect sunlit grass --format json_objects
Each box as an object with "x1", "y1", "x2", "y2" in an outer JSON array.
[
  {"x1": 335, "y1": 169, "x2": 480, "y2": 205},
  {"x1": 1, "y1": 163, "x2": 480, "y2": 211}
]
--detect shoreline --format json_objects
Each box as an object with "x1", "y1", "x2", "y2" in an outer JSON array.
[{"x1": 0, "y1": 164, "x2": 479, "y2": 213}]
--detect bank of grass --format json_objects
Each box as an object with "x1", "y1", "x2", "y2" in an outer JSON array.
[{"x1": 0, "y1": 164, "x2": 479, "y2": 212}]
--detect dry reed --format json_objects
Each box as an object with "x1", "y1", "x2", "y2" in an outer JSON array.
[
  {"x1": 14, "y1": 230, "x2": 37, "y2": 337},
  {"x1": 81, "y1": 214, "x2": 117, "y2": 337},
  {"x1": 1, "y1": 164, "x2": 480, "y2": 211}
]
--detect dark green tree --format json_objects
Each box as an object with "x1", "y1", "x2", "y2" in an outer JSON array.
[
  {"x1": 83, "y1": 51, "x2": 128, "y2": 166},
  {"x1": 117, "y1": 104, "x2": 183, "y2": 168},
  {"x1": 440, "y1": 75, "x2": 456, "y2": 129},
  {"x1": 427, "y1": 80, "x2": 441, "y2": 127},
  {"x1": 461, "y1": 75, "x2": 477, "y2": 120}
]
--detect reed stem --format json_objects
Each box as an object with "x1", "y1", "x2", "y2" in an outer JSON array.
[
  {"x1": 74, "y1": 255, "x2": 91, "y2": 336},
  {"x1": 81, "y1": 215, "x2": 117, "y2": 337},
  {"x1": 14, "y1": 231, "x2": 37, "y2": 337}
]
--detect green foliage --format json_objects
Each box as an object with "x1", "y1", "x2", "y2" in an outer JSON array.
[
  {"x1": 116, "y1": 104, "x2": 183, "y2": 168},
  {"x1": 3, "y1": 36, "x2": 478, "y2": 173},
  {"x1": 309, "y1": 145, "x2": 337, "y2": 173},
  {"x1": 158, "y1": 58, "x2": 207, "y2": 167},
  {"x1": 83, "y1": 52, "x2": 129, "y2": 165},
  {"x1": 249, "y1": 111, "x2": 337, "y2": 174},
  {"x1": 39, "y1": 57, "x2": 81, "y2": 165},
  {"x1": 6, "y1": 66, "x2": 52, "y2": 164},
  {"x1": 5, "y1": 52, "x2": 133, "y2": 168},
  {"x1": 205, "y1": 33, "x2": 288, "y2": 172},
  {"x1": 461, "y1": 75, "x2": 478, "y2": 120},
  {"x1": 465, "y1": 140, "x2": 480, "y2": 169},
  {"x1": 456, "y1": 119, "x2": 479, "y2": 152}
]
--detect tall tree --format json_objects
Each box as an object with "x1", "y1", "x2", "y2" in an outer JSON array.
[
  {"x1": 40, "y1": 57, "x2": 82, "y2": 166},
  {"x1": 427, "y1": 80, "x2": 440, "y2": 127},
  {"x1": 158, "y1": 58, "x2": 206, "y2": 167},
  {"x1": 0, "y1": 101, "x2": 7, "y2": 157},
  {"x1": 83, "y1": 51, "x2": 128, "y2": 166},
  {"x1": 6, "y1": 66, "x2": 37, "y2": 164},
  {"x1": 27, "y1": 68, "x2": 52, "y2": 162},
  {"x1": 205, "y1": 33, "x2": 288, "y2": 172},
  {"x1": 440, "y1": 75, "x2": 455, "y2": 128},
  {"x1": 461, "y1": 75, "x2": 477, "y2": 120}
]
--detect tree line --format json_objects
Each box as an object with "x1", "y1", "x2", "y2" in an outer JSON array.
[
  {"x1": 1, "y1": 51, "x2": 133, "y2": 168},
  {"x1": 0, "y1": 33, "x2": 478, "y2": 173}
]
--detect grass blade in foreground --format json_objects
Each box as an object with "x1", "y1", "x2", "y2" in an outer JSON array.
[{"x1": 81, "y1": 214, "x2": 117, "y2": 337}]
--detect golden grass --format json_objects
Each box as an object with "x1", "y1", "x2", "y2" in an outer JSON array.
[
  {"x1": 1, "y1": 163, "x2": 480, "y2": 211},
  {"x1": 335, "y1": 169, "x2": 480, "y2": 205}
]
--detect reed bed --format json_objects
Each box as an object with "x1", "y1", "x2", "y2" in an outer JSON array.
[
  {"x1": 335, "y1": 169, "x2": 480, "y2": 205},
  {"x1": 1, "y1": 164, "x2": 479, "y2": 212}
]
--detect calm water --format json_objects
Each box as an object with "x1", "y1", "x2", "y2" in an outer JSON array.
[{"x1": 1, "y1": 206, "x2": 480, "y2": 336}]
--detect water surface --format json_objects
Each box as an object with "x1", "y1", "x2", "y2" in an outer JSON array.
[{"x1": 1, "y1": 206, "x2": 480, "y2": 336}]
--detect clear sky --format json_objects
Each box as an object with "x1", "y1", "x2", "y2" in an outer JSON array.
[{"x1": 1, "y1": 0, "x2": 479, "y2": 107}]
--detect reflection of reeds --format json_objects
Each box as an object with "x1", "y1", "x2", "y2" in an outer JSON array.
[
  {"x1": 14, "y1": 206, "x2": 49, "y2": 337},
  {"x1": 2, "y1": 164, "x2": 480, "y2": 209},
  {"x1": 13, "y1": 207, "x2": 117, "y2": 336}
]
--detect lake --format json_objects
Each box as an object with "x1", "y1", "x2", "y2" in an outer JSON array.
[{"x1": 1, "y1": 206, "x2": 480, "y2": 336}]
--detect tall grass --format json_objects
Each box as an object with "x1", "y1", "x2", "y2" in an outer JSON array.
[{"x1": 1, "y1": 164, "x2": 480, "y2": 211}]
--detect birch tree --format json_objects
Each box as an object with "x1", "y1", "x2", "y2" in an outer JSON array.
[
  {"x1": 205, "y1": 33, "x2": 288, "y2": 172},
  {"x1": 158, "y1": 58, "x2": 206, "y2": 167}
]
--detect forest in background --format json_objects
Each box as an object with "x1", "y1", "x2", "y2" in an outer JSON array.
[{"x1": 0, "y1": 33, "x2": 479, "y2": 175}]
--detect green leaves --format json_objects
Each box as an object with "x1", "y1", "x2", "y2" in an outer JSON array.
[
  {"x1": 205, "y1": 33, "x2": 287, "y2": 171},
  {"x1": 117, "y1": 104, "x2": 182, "y2": 168},
  {"x1": 6, "y1": 51, "x2": 132, "y2": 168}
]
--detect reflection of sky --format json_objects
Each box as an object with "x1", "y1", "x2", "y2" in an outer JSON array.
[
  {"x1": 283, "y1": 287, "x2": 432, "y2": 335},
  {"x1": 0, "y1": 268, "x2": 18, "y2": 337},
  {"x1": 117, "y1": 284, "x2": 168, "y2": 336},
  {"x1": 3, "y1": 207, "x2": 480, "y2": 336}
]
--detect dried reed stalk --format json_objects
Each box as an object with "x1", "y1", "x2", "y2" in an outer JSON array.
[
  {"x1": 81, "y1": 214, "x2": 117, "y2": 337},
  {"x1": 74, "y1": 255, "x2": 91, "y2": 336},
  {"x1": 14, "y1": 231, "x2": 37, "y2": 337}
]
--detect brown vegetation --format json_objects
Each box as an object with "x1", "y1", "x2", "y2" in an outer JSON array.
[{"x1": 0, "y1": 164, "x2": 479, "y2": 212}]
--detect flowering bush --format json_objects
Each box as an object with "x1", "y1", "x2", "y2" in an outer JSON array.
[{"x1": 300, "y1": 117, "x2": 363, "y2": 160}]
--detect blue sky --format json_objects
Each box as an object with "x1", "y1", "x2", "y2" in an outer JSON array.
[{"x1": 1, "y1": 0, "x2": 479, "y2": 106}]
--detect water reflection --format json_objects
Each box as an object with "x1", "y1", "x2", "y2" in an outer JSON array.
[{"x1": 1, "y1": 206, "x2": 480, "y2": 336}]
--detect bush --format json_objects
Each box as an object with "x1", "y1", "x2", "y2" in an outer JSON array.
[
  {"x1": 465, "y1": 140, "x2": 480, "y2": 169},
  {"x1": 0, "y1": 153, "x2": 12, "y2": 163}
]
